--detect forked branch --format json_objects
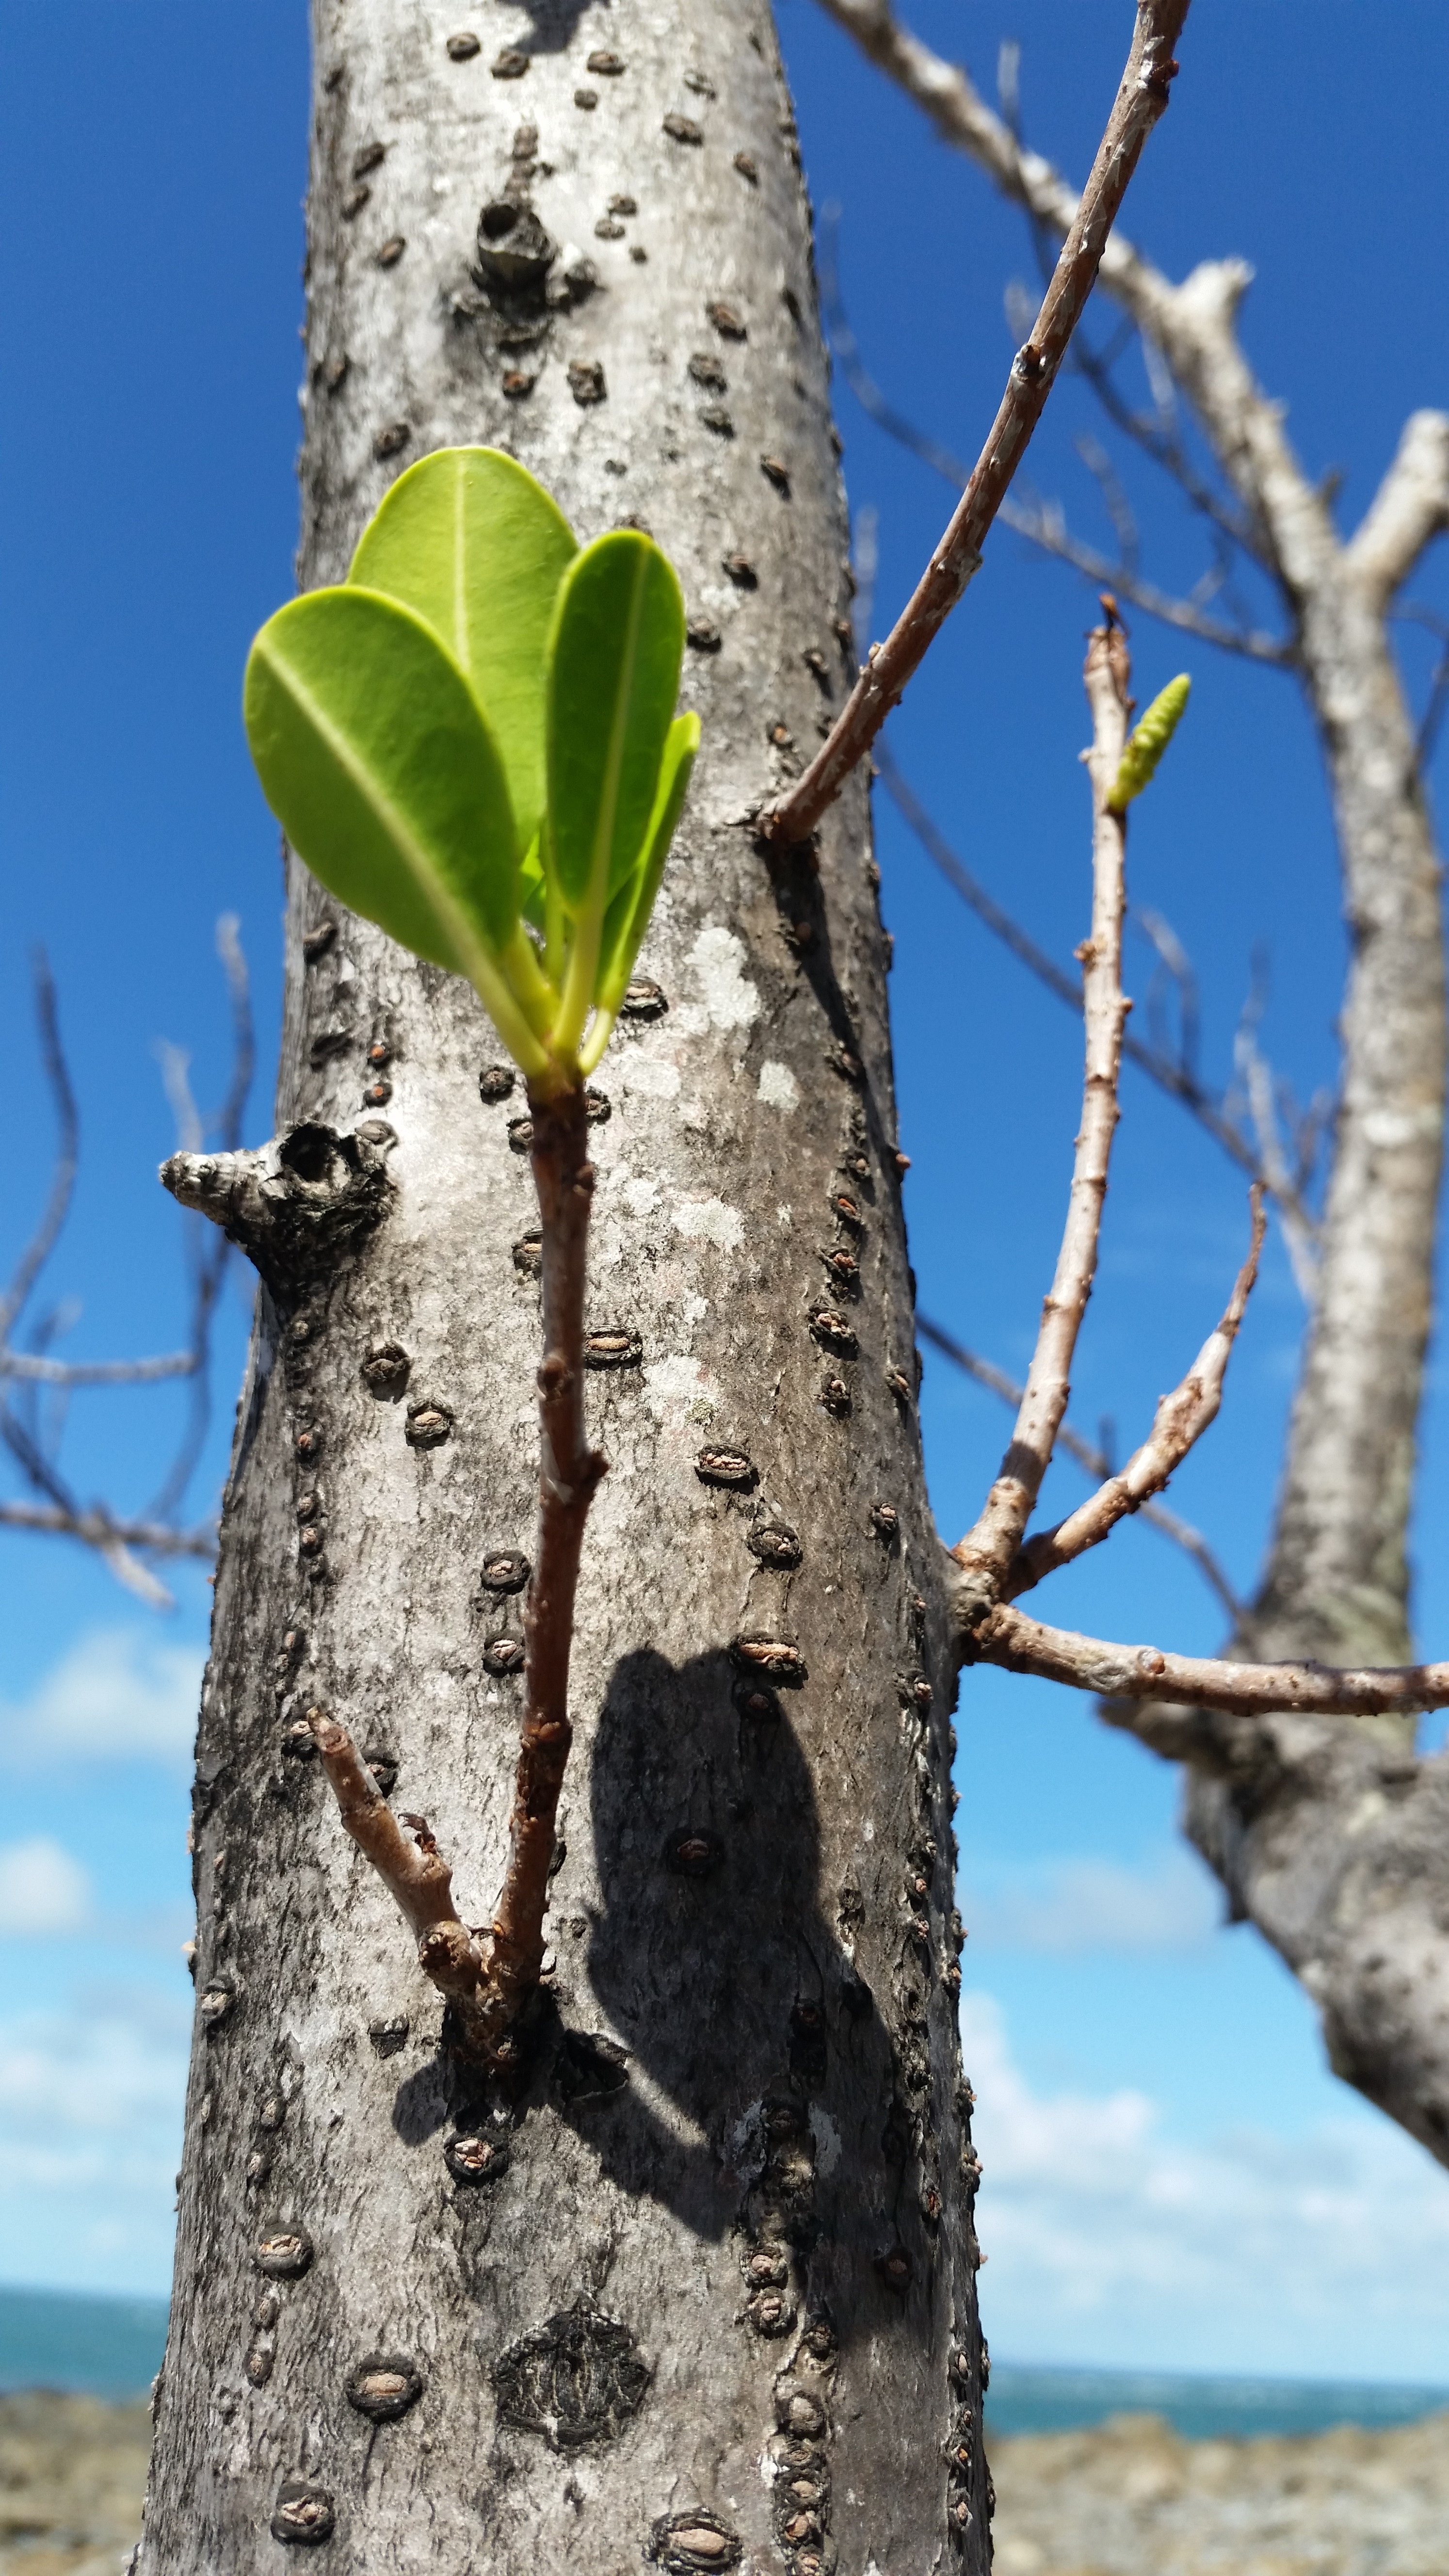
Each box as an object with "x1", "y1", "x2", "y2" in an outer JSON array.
[
  {"x1": 918, "y1": 1314, "x2": 1242, "y2": 1618},
  {"x1": 765, "y1": 0, "x2": 1191, "y2": 845},
  {"x1": 1007, "y1": 1186, "x2": 1263, "y2": 1596}
]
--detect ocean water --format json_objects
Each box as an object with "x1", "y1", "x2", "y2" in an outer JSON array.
[
  {"x1": 2, "y1": 2286, "x2": 1447, "y2": 2439},
  {"x1": 986, "y1": 2362, "x2": 1449, "y2": 2442},
  {"x1": 0, "y1": 2285, "x2": 169, "y2": 2399}
]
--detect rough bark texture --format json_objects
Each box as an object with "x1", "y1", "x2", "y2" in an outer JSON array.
[
  {"x1": 813, "y1": 0, "x2": 1449, "y2": 2170},
  {"x1": 138, "y1": 5, "x2": 986, "y2": 2569}
]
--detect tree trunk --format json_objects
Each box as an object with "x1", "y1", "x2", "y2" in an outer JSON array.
[{"x1": 137, "y1": 4, "x2": 987, "y2": 2568}]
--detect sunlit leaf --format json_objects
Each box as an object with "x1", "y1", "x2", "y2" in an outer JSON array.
[
  {"x1": 596, "y1": 714, "x2": 700, "y2": 1018},
  {"x1": 545, "y1": 531, "x2": 686, "y2": 925},
  {"x1": 244, "y1": 585, "x2": 521, "y2": 975},
  {"x1": 348, "y1": 447, "x2": 577, "y2": 855}
]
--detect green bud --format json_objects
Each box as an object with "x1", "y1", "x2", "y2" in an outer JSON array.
[{"x1": 1108, "y1": 673, "x2": 1191, "y2": 814}]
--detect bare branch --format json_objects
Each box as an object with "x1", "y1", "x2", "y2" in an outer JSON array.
[
  {"x1": 1134, "y1": 903, "x2": 1200, "y2": 1085},
  {"x1": 0, "y1": 1349, "x2": 196, "y2": 1387},
  {"x1": 816, "y1": 226, "x2": 1291, "y2": 663},
  {"x1": 0, "y1": 1499, "x2": 214, "y2": 1560},
  {"x1": 965, "y1": 1596, "x2": 1449, "y2": 1718},
  {"x1": 809, "y1": 0, "x2": 1325, "y2": 600},
  {"x1": 764, "y1": 0, "x2": 1191, "y2": 845},
  {"x1": 1075, "y1": 431, "x2": 1139, "y2": 572},
  {"x1": 918, "y1": 1313, "x2": 1242, "y2": 1619},
  {"x1": 1232, "y1": 990, "x2": 1321, "y2": 1301},
  {"x1": 147, "y1": 914, "x2": 256, "y2": 1521},
  {"x1": 1000, "y1": 487, "x2": 1289, "y2": 661},
  {"x1": 811, "y1": 0, "x2": 1181, "y2": 330},
  {"x1": 1346, "y1": 412, "x2": 1449, "y2": 610},
  {"x1": 309, "y1": 1709, "x2": 497, "y2": 2059},
  {"x1": 1010, "y1": 1186, "x2": 1264, "y2": 1594},
  {"x1": 877, "y1": 741, "x2": 1321, "y2": 1238},
  {"x1": 0, "y1": 953, "x2": 79, "y2": 1351},
  {"x1": 954, "y1": 609, "x2": 1132, "y2": 1596}
]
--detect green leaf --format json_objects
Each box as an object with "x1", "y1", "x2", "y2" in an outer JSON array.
[
  {"x1": 348, "y1": 447, "x2": 577, "y2": 856},
  {"x1": 1108, "y1": 673, "x2": 1191, "y2": 813},
  {"x1": 545, "y1": 531, "x2": 686, "y2": 923},
  {"x1": 596, "y1": 714, "x2": 700, "y2": 1018},
  {"x1": 244, "y1": 587, "x2": 548, "y2": 1065}
]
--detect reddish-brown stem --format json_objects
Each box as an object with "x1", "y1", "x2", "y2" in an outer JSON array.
[
  {"x1": 476, "y1": 1082, "x2": 606, "y2": 2052},
  {"x1": 764, "y1": 0, "x2": 1189, "y2": 847},
  {"x1": 310, "y1": 1081, "x2": 605, "y2": 2066},
  {"x1": 308, "y1": 1707, "x2": 496, "y2": 2056}
]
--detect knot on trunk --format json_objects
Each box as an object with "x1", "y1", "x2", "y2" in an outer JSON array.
[{"x1": 161, "y1": 1119, "x2": 396, "y2": 1301}]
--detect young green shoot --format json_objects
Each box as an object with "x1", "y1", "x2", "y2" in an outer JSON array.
[
  {"x1": 241, "y1": 449, "x2": 699, "y2": 2061},
  {"x1": 243, "y1": 445, "x2": 698, "y2": 1101}
]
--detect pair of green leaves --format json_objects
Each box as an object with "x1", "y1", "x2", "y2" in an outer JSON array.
[{"x1": 243, "y1": 448, "x2": 698, "y2": 1089}]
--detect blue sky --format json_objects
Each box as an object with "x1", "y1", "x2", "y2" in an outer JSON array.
[{"x1": 2, "y1": 2, "x2": 1448, "y2": 2374}]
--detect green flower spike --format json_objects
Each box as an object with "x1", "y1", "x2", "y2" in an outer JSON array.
[
  {"x1": 243, "y1": 447, "x2": 700, "y2": 1095},
  {"x1": 1107, "y1": 672, "x2": 1191, "y2": 815}
]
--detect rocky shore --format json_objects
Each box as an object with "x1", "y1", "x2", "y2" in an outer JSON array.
[
  {"x1": 2, "y1": 2390, "x2": 1447, "y2": 2572},
  {"x1": 991, "y1": 2405, "x2": 1449, "y2": 2576}
]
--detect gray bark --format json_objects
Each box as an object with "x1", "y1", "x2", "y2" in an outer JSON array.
[{"x1": 137, "y1": 4, "x2": 987, "y2": 2568}]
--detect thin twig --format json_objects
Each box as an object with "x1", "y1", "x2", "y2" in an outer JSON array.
[
  {"x1": 765, "y1": 0, "x2": 1191, "y2": 845},
  {"x1": 953, "y1": 607, "x2": 1133, "y2": 1598},
  {"x1": 817, "y1": 215, "x2": 1287, "y2": 663},
  {"x1": 0, "y1": 1350, "x2": 197, "y2": 1386},
  {"x1": 918, "y1": 1314, "x2": 1241, "y2": 1619},
  {"x1": 876, "y1": 741, "x2": 1322, "y2": 1241},
  {"x1": 1, "y1": 954, "x2": 80, "y2": 1351},
  {"x1": 1232, "y1": 992, "x2": 1320, "y2": 1301},
  {"x1": 148, "y1": 915, "x2": 255, "y2": 1521},
  {"x1": 0, "y1": 1499, "x2": 215, "y2": 1560},
  {"x1": 1395, "y1": 603, "x2": 1449, "y2": 771},
  {"x1": 965, "y1": 1597, "x2": 1449, "y2": 1717},
  {"x1": 1134, "y1": 903, "x2": 1200, "y2": 1087},
  {"x1": 1009, "y1": 1185, "x2": 1264, "y2": 1594}
]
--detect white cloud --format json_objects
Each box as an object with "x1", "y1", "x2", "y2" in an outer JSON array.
[
  {"x1": 0, "y1": 1629, "x2": 203, "y2": 1767},
  {"x1": 961, "y1": 1991, "x2": 1449, "y2": 2376},
  {"x1": 0, "y1": 1837, "x2": 93, "y2": 1935},
  {"x1": 964, "y1": 1847, "x2": 1219, "y2": 1954},
  {"x1": 0, "y1": 1988, "x2": 189, "y2": 2295}
]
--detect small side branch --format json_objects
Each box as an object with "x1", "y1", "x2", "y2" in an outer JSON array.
[
  {"x1": 918, "y1": 1315, "x2": 1241, "y2": 1619},
  {"x1": 1346, "y1": 411, "x2": 1449, "y2": 610},
  {"x1": 309, "y1": 1710, "x2": 495, "y2": 2058},
  {"x1": 0, "y1": 1350, "x2": 197, "y2": 1387},
  {"x1": 0, "y1": 1499, "x2": 214, "y2": 1560},
  {"x1": 1009, "y1": 1186, "x2": 1264, "y2": 1594},
  {"x1": 953, "y1": 609, "x2": 1132, "y2": 1600},
  {"x1": 1, "y1": 953, "x2": 79, "y2": 1350},
  {"x1": 765, "y1": 0, "x2": 1190, "y2": 844},
  {"x1": 965, "y1": 1598, "x2": 1449, "y2": 1718}
]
